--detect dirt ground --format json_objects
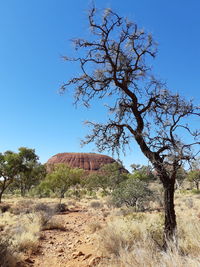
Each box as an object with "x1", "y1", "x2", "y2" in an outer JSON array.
[{"x1": 24, "y1": 204, "x2": 108, "y2": 267}]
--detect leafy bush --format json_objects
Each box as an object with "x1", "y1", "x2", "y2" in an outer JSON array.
[
  {"x1": 112, "y1": 178, "x2": 153, "y2": 211},
  {"x1": 191, "y1": 189, "x2": 200, "y2": 194},
  {"x1": 38, "y1": 164, "x2": 84, "y2": 201},
  {"x1": 85, "y1": 162, "x2": 128, "y2": 195}
]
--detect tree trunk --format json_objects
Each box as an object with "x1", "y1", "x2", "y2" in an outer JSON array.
[
  {"x1": 0, "y1": 191, "x2": 3, "y2": 203},
  {"x1": 163, "y1": 180, "x2": 177, "y2": 246},
  {"x1": 195, "y1": 181, "x2": 199, "y2": 190}
]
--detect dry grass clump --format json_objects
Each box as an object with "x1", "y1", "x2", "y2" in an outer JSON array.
[
  {"x1": 34, "y1": 202, "x2": 55, "y2": 228},
  {"x1": 90, "y1": 200, "x2": 103, "y2": 209},
  {"x1": 41, "y1": 216, "x2": 66, "y2": 231},
  {"x1": 0, "y1": 237, "x2": 19, "y2": 267},
  {"x1": 0, "y1": 203, "x2": 11, "y2": 213},
  {"x1": 87, "y1": 221, "x2": 103, "y2": 234},
  {"x1": 54, "y1": 203, "x2": 68, "y2": 212},
  {"x1": 99, "y1": 213, "x2": 163, "y2": 257},
  {"x1": 0, "y1": 211, "x2": 41, "y2": 254},
  {"x1": 32, "y1": 202, "x2": 66, "y2": 231},
  {"x1": 10, "y1": 199, "x2": 35, "y2": 215},
  {"x1": 97, "y1": 208, "x2": 200, "y2": 267},
  {"x1": 0, "y1": 200, "x2": 65, "y2": 262},
  {"x1": 175, "y1": 195, "x2": 200, "y2": 256}
]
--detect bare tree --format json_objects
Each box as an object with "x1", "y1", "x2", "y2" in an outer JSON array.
[{"x1": 61, "y1": 8, "x2": 200, "y2": 245}]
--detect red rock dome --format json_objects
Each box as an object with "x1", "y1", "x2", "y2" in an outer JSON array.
[{"x1": 46, "y1": 152, "x2": 116, "y2": 172}]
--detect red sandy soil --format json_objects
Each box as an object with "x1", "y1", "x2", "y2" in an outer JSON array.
[{"x1": 24, "y1": 205, "x2": 108, "y2": 267}]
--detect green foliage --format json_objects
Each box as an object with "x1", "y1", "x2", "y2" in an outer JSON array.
[
  {"x1": 191, "y1": 189, "x2": 200, "y2": 194},
  {"x1": 0, "y1": 150, "x2": 22, "y2": 202},
  {"x1": 17, "y1": 147, "x2": 45, "y2": 196},
  {"x1": 38, "y1": 164, "x2": 84, "y2": 201},
  {"x1": 187, "y1": 170, "x2": 200, "y2": 190},
  {"x1": 0, "y1": 147, "x2": 44, "y2": 200},
  {"x1": 112, "y1": 177, "x2": 153, "y2": 210},
  {"x1": 85, "y1": 162, "x2": 128, "y2": 195},
  {"x1": 175, "y1": 167, "x2": 187, "y2": 189},
  {"x1": 130, "y1": 164, "x2": 156, "y2": 181},
  {"x1": 6, "y1": 147, "x2": 45, "y2": 196},
  {"x1": 186, "y1": 159, "x2": 200, "y2": 190}
]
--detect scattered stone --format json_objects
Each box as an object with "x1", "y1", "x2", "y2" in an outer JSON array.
[
  {"x1": 25, "y1": 258, "x2": 35, "y2": 264},
  {"x1": 89, "y1": 256, "x2": 101, "y2": 266},
  {"x1": 72, "y1": 251, "x2": 85, "y2": 259},
  {"x1": 83, "y1": 254, "x2": 92, "y2": 260}
]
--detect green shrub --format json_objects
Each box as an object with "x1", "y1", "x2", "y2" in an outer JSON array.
[
  {"x1": 191, "y1": 189, "x2": 200, "y2": 194},
  {"x1": 112, "y1": 178, "x2": 153, "y2": 211}
]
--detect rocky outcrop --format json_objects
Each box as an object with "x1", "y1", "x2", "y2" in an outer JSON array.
[{"x1": 46, "y1": 152, "x2": 116, "y2": 172}]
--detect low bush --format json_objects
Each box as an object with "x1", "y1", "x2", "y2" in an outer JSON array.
[
  {"x1": 54, "y1": 203, "x2": 68, "y2": 213},
  {"x1": 111, "y1": 178, "x2": 153, "y2": 211},
  {"x1": 88, "y1": 221, "x2": 103, "y2": 234},
  {"x1": 191, "y1": 189, "x2": 200, "y2": 194},
  {"x1": 0, "y1": 237, "x2": 19, "y2": 267},
  {"x1": 97, "y1": 210, "x2": 200, "y2": 266},
  {"x1": 0, "y1": 203, "x2": 11, "y2": 213},
  {"x1": 34, "y1": 203, "x2": 56, "y2": 229},
  {"x1": 90, "y1": 200, "x2": 103, "y2": 209},
  {"x1": 10, "y1": 199, "x2": 35, "y2": 215},
  {"x1": 42, "y1": 217, "x2": 66, "y2": 231}
]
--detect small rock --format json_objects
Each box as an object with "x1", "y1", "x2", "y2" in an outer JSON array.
[
  {"x1": 83, "y1": 254, "x2": 92, "y2": 260},
  {"x1": 25, "y1": 258, "x2": 35, "y2": 264},
  {"x1": 77, "y1": 251, "x2": 85, "y2": 256},
  {"x1": 89, "y1": 256, "x2": 101, "y2": 266},
  {"x1": 73, "y1": 251, "x2": 85, "y2": 259}
]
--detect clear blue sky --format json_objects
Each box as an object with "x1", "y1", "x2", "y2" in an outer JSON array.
[{"x1": 0, "y1": 0, "x2": 200, "y2": 170}]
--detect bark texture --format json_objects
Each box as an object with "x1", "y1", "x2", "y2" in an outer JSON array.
[{"x1": 163, "y1": 180, "x2": 177, "y2": 243}]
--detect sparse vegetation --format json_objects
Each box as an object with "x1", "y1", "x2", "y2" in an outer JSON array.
[
  {"x1": 0, "y1": 236, "x2": 19, "y2": 267},
  {"x1": 112, "y1": 177, "x2": 153, "y2": 210},
  {"x1": 97, "y1": 201, "x2": 200, "y2": 266},
  {"x1": 90, "y1": 200, "x2": 103, "y2": 209},
  {"x1": 85, "y1": 162, "x2": 128, "y2": 195},
  {"x1": 38, "y1": 164, "x2": 84, "y2": 202}
]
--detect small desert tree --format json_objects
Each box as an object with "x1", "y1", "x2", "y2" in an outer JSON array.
[
  {"x1": 130, "y1": 164, "x2": 155, "y2": 181},
  {"x1": 0, "y1": 151, "x2": 21, "y2": 202},
  {"x1": 85, "y1": 162, "x2": 128, "y2": 194},
  {"x1": 112, "y1": 177, "x2": 153, "y2": 211},
  {"x1": 40, "y1": 164, "x2": 84, "y2": 202},
  {"x1": 61, "y1": 8, "x2": 200, "y2": 244},
  {"x1": 187, "y1": 159, "x2": 200, "y2": 190},
  {"x1": 16, "y1": 147, "x2": 46, "y2": 196}
]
